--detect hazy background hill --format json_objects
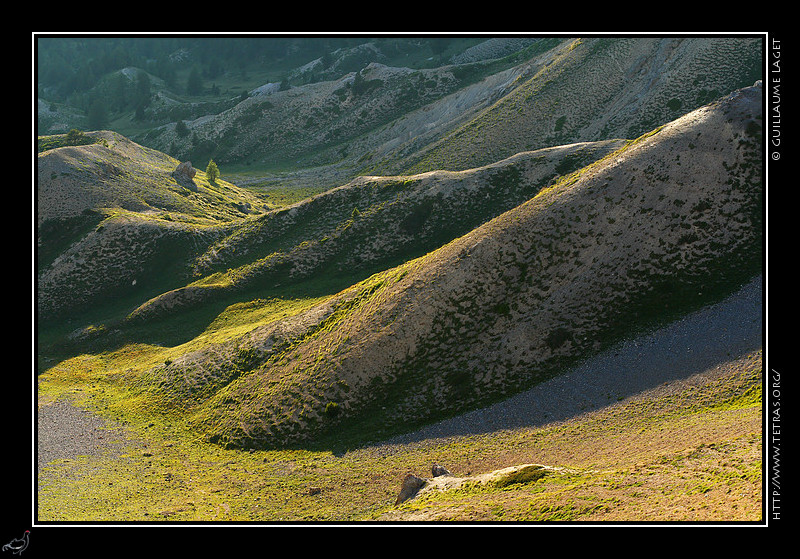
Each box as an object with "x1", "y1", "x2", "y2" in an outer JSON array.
[
  {"x1": 36, "y1": 36, "x2": 548, "y2": 161},
  {"x1": 378, "y1": 37, "x2": 762, "y2": 175},
  {"x1": 37, "y1": 36, "x2": 760, "y2": 180}
]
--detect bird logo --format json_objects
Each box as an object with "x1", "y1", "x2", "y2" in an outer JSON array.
[{"x1": 2, "y1": 531, "x2": 29, "y2": 556}]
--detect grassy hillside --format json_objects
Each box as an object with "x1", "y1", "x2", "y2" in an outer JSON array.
[
  {"x1": 35, "y1": 35, "x2": 765, "y2": 524},
  {"x1": 36, "y1": 36, "x2": 762, "y2": 334},
  {"x1": 98, "y1": 82, "x2": 762, "y2": 452},
  {"x1": 36, "y1": 342, "x2": 762, "y2": 522},
  {"x1": 35, "y1": 134, "x2": 624, "y2": 355},
  {"x1": 379, "y1": 350, "x2": 763, "y2": 522},
  {"x1": 37, "y1": 130, "x2": 265, "y2": 228},
  {"x1": 124, "y1": 139, "x2": 626, "y2": 324},
  {"x1": 37, "y1": 130, "x2": 267, "y2": 325}
]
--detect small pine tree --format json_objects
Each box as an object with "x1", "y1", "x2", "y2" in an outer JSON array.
[
  {"x1": 206, "y1": 159, "x2": 220, "y2": 183},
  {"x1": 87, "y1": 98, "x2": 108, "y2": 130},
  {"x1": 175, "y1": 120, "x2": 189, "y2": 137},
  {"x1": 187, "y1": 65, "x2": 203, "y2": 96}
]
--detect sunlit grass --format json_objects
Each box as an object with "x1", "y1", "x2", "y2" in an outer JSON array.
[
  {"x1": 38, "y1": 292, "x2": 330, "y2": 414},
  {"x1": 38, "y1": 344, "x2": 762, "y2": 522},
  {"x1": 176, "y1": 294, "x2": 330, "y2": 352}
]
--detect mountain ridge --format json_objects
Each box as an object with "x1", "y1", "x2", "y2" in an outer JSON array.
[
  {"x1": 144, "y1": 82, "x2": 763, "y2": 450},
  {"x1": 125, "y1": 139, "x2": 627, "y2": 324},
  {"x1": 133, "y1": 37, "x2": 760, "y2": 178},
  {"x1": 36, "y1": 36, "x2": 762, "y2": 330}
]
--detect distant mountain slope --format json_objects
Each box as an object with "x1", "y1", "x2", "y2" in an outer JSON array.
[
  {"x1": 379, "y1": 36, "x2": 762, "y2": 175},
  {"x1": 139, "y1": 36, "x2": 760, "y2": 180},
  {"x1": 143, "y1": 83, "x2": 762, "y2": 450},
  {"x1": 35, "y1": 37, "x2": 537, "y2": 138},
  {"x1": 139, "y1": 51, "x2": 547, "y2": 169}
]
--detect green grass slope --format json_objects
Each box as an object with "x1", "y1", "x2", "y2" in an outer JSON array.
[
  {"x1": 378, "y1": 351, "x2": 762, "y2": 522},
  {"x1": 36, "y1": 350, "x2": 762, "y2": 522},
  {"x1": 37, "y1": 130, "x2": 264, "y2": 227},
  {"x1": 135, "y1": 83, "x2": 762, "y2": 451}
]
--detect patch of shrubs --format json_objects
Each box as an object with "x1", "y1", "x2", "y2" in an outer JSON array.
[{"x1": 38, "y1": 129, "x2": 96, "y2": 152}]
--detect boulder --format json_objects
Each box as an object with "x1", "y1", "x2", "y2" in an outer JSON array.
[
  {"x1": 172, "y1": 161, "x2": 197, "y2": 191},
  {"x1": 395, "y1": 473, "x2": 426, "y2": 505},
  {"x1": 431, "y1": 464, "x2": 451, "y2": 477}
]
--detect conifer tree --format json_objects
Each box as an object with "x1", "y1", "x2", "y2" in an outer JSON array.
[
  {"x1": 175, "y1": 120, "x2": 189, "y2": 137},
  {"x1": 206, "y1": 159, "x2": 220, "y2": 183},
  {"x1": 187, "y1": 65, "x2": 203, "y2": 95}
]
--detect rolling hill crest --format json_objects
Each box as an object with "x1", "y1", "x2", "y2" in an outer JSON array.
[
  {"x1": 141, "y1": 82, "x2": 763, "y2": 450},
  {"x1": 37, "y1": 130, "x2": 265, "y2": 322}
]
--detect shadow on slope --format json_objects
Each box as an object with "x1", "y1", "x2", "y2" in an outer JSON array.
[
  {"x1": 36, "y1": 130, "x2": 266, "y2": 327},
  {"x1": 39, "y1": 138, "x2": 625, "y2": 365},
  {"x1": 379, "y1": 275, "x2": 762, "y2": 445},
  {"x1": 146, "y1": 83, "x2": 763, "y2": 452},
  {"x1": 123, "y1": 140, "x2": 626, "y2": 327}
]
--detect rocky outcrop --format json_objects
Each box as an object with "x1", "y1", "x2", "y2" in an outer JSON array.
[
  {"x1": 172, "y1": 161, "x2": 197, "y2": 191},
  {"x1": 395, "y1": 474, "x2": 426, "y2": 505},
  {"x1": 394, "y1": 465, "x2": 451, "y2": 505}
]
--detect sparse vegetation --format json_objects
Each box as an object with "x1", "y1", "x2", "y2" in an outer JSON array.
[
  {"x1": 37, "y1": 350, "x2": 763, "y2": 521},
  {"x1": 37, "y1": 128, "x2": 97, "y2": 152},
  {"x1": 35, "y1": 35, "x2": 765, "y2": 525}
]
